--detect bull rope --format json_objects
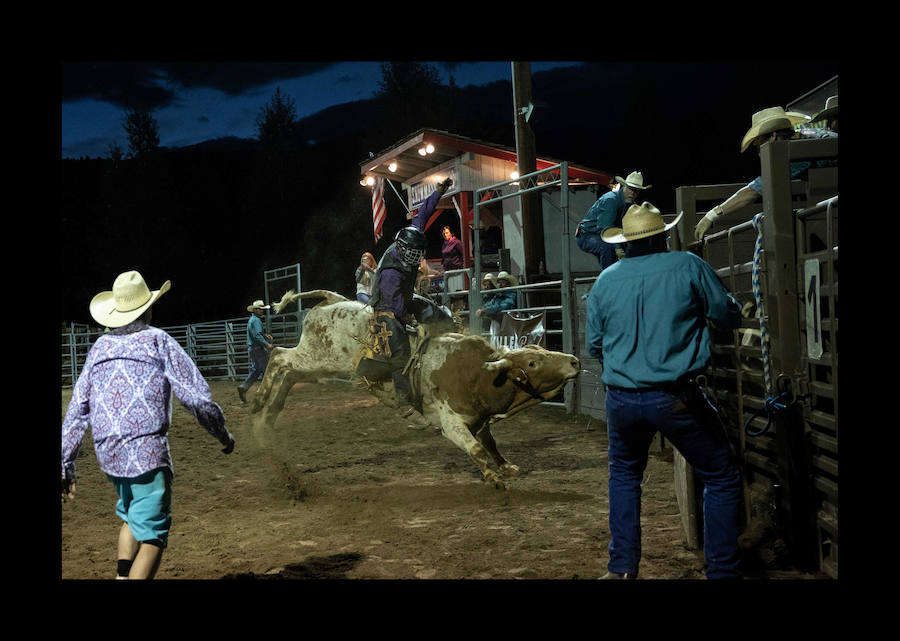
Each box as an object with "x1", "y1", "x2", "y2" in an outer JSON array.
[{"x1": 745, "y1": 212, "x2": 789, "y2": 437}]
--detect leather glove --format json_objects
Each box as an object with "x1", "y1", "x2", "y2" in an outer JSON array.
[
  {"x1": 741, "y1": 301, "x2": 756, "y2": 319},
  {"x1": 615, "y1": 248, "x2": 625, "y2": 259},
  {"x1": 694, "y1": 216, "x2": 712, "y2": 241},
  {"x1": 694, "y1": 207, "x2": 721, "y2": 242},
  {"x1": 438, "y1": 177, "x2": 453, "y2": 193}
]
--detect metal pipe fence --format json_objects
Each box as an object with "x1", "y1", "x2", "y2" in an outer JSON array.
[{"x1": 61, "y1": 312, "x2": 305, "y2": 389}]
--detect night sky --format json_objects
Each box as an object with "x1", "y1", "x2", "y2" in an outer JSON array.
[{"x1": 60, "y1": 60, "x2": 839, "y2": 329}]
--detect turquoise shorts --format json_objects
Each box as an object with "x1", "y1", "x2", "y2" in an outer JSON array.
[{"x1": 108, "y1": 467, "x2": 173, "y2": 547}]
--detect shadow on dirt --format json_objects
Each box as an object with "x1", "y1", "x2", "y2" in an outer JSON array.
[{"x1": 222, "y1": 552, "x2": 364, "y2": 580}]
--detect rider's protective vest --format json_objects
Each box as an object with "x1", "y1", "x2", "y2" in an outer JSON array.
[{"x1": 367, "y1": 244, "x2": 418, "y2": 319}]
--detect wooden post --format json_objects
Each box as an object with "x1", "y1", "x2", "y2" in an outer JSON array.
[{"x1": 761, "y1": 139, "x2": 818, "y2": 571}]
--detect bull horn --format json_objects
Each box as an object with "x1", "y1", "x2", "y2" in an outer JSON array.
[
  {"x1": 484, "y1": 358, "x2": 513, "y2": 387},
  {"x1": 484, "y1": 358, "x2": 512, "y2": 373}
]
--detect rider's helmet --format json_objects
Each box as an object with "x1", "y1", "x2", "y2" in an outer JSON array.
[{"x1": 394, "y1": 226, "x2": 427, "y2": 267}]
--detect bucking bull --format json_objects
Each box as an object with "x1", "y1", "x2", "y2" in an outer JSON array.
[{"x1": 249, "y1": 289, "x2": 580, "y2": 489}]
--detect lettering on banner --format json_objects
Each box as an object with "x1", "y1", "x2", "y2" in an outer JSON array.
[{"x1": 489, "y1": 311, "x2": 545, "y2": 350}]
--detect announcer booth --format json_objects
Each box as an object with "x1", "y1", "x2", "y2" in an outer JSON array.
[{"x1": 359, "y1": 128, "x2": 612, "y2": 292}]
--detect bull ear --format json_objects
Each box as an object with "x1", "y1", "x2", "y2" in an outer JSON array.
[{"x1": 484, "y1": 358, "x2": 512, "y2": 387}]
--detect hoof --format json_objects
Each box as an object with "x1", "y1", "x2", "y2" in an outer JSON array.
[
  {"x1": 483, "y1": 471, "x2": 507, "y2": 490},
  {"x1": 499, "y1": 463, "x2": 521, "y2": 477}
]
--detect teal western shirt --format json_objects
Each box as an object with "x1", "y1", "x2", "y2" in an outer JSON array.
[
  {"x1": 586, "y1": 250, "x2": 741, "y2": 389},
  {"x1": 579, "y1": 188, "x2": 626, "y2": 233},
  {"x1": 246, "y1": 314, "x2": 268, "y2": 348}
]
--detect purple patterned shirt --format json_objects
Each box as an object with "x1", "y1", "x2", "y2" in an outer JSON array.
[{"x1": 61, "y1": 320, "x2": 232, "y2": 481}]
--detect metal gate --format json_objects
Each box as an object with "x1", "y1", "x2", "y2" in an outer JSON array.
[{"x1": 674, "y1": 136, "x2": 838, "y2": 577}]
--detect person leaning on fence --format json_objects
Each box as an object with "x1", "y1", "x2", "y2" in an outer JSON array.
[
  {"x1": 355, "y1": 252, "x2": 377, "y2": 303},
  {"x1": 694, "y1": 106, "x2": 838, "y2": 242},
  {"x1": 586, "y1": 202, "x2": 752, "y2": 580},
  {"x1": 476, "y1": 271, "x2": 517, "y2": 320},
  {"x1": 237, "y1": 299, "x2": 273, "y2": 403},
  {"x1": 61, "y1": 270, "x2": 235, "y2": 580},
  {"x1": 576, "y1": 171, "x2": 651, "y2": 270}
]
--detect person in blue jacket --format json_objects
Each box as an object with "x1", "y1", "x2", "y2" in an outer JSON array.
[
  {"x1": 586, "y1": 201, "x2": 750, "y2": 580},
  {"x1": 577, "y1": 171, "x2": 651, "y2": 270},
  {"x1": 476, "y1": 271, "x2": 517, "y2": 320}
]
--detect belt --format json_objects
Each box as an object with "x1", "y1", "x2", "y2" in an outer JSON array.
[{"x1": 607, "y1": 373, "x2": 701, "y2": 395}]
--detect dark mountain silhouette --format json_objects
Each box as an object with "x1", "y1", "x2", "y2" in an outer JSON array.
[{"x1": 61, "y1": 61, "x2": 838, "y2": 326}]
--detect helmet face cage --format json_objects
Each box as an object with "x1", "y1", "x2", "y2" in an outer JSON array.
[{"x1": 397, "y1": 242, "x2": 425, "y2": 267}]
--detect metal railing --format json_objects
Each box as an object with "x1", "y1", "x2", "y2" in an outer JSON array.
[{"x1": 61, "y1": 313, "x2": 305, "y2": 389}]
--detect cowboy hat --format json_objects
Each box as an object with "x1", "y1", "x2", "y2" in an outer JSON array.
[
  {"x1": 601, "y1": 202, "x2": 683, "y2": 244},
  {"x1": 494, "y1": 271, "x2": 519, "y2": 287},
  {"x1": 615, "y1": 171, "x2": 652, "y2": 190},
  {"x1": 740, "y1": 106, "x2": 811, "y2": 152},
  {"x1": 90, "y1": 270, "x2": 171, "y2": 328},
  {"x1": 247, "y1": 299, "x2": 271, "y2": 313},
  {"x1": 812, "y1": 95, "x2": 838, "y2": 124}
]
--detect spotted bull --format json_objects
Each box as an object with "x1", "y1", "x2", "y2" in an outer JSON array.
[{"x1": 250, "y1": 290, "x2": 580, "y2": 488}]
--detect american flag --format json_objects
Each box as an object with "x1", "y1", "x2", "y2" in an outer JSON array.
[{"x1": 372, "y1": 176, "x2": 386, "y2": 243}]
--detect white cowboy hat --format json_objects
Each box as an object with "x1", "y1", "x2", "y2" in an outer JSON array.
[
  {"x1": 740, "y1": 106, "x2": 811, "y2": 152},
  {"x1": 615, "y1": 170, "x2": 652, "y2": 190},
  {"x1": 812, "y1": 95, "x2": 838, "y2": 124},
  {"x1": 90, "y1": 270, "x2": 171, "y2": 328},
  {"x1": 494, "y1": 271, "x2": 519, "y2": 287},
  {"x1": 601, "y1": 202, "x2": 683, "y2": 244},
  {"x1": 247, "y1": 299, "x2": 271, "y2": 313}
]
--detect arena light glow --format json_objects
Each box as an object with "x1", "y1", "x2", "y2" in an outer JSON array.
[{"x1": 388, "y1": 161, "x2": 397, "y2": 172}]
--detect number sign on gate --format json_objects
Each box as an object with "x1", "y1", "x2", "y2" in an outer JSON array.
[{"x1": 804, "y1": 259, "x2": 823, "y2": 359}]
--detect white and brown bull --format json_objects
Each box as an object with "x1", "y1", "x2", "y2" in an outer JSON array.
[{"x1": 249, "y1": 290, "x2": 580, "y2": 489}]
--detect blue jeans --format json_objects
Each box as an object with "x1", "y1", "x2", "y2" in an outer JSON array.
[
  {"x1": 239, "y1": 344, "x2": 270, "y2": 391},
  {"x1": 575, "y1": 228, "x2": 618, "y2": 270},
  {"x1": 605, "y1": 386, "x2": 742, "y2": 579}
]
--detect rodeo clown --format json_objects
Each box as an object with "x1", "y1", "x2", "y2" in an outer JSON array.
[{"x1": 365, "y1": 176, "x2": 453, "y2": 418}]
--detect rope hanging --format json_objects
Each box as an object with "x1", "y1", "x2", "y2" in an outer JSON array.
[{"x1": 745, "y1": 212, "x2": 786, "y2": 437}]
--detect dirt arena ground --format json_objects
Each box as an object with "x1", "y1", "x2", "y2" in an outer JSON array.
[{"x1": 60, "y1": 379, "x2": 822, "y2": 581}]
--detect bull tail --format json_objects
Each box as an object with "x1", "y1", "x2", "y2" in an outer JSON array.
[{"x1": 273, "y1": 289, "x2": 350, "y2": 313}]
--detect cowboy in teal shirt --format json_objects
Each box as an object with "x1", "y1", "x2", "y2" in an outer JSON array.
[
  {"x1": 577, "y1": 171, "x2": 651, "y2": 270},
  {"x1": 586, "y1": 201, "x2": 744, "y2": 581},
  {"x1": 586, "y1": 249, "x2": 742, "y2": 388}
]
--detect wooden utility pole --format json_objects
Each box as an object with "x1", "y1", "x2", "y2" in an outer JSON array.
[{"x1": 511, "y1": 61, "x2": 544, "y2": 278}]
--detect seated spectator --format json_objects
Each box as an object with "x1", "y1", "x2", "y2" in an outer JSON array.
[{"x1": 477, "y1": 271, "x2": 517, "y2": 319}]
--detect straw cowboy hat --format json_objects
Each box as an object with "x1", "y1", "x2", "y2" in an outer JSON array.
[
  {"x1": 494, "y1": 271, "x2": 519, "y2": 287},
  {"x1": 247, "y1": 299, "x2": 271, "y2": 313},
  {"x1": 615, "y1": 171, "x2": 652, "y2": 190},
  {"x1": 601, "y1": 202, "x2": 683, "y2": 244},
  {"x1": 740, "y1": 106, "x2": 811, "y2": 152},
  {"x1": 812, "y1": 95, "x2": 838, "y2": 123},
  {"x1": 90, "y1": 270, "x2": 171, "y2": 328}
]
